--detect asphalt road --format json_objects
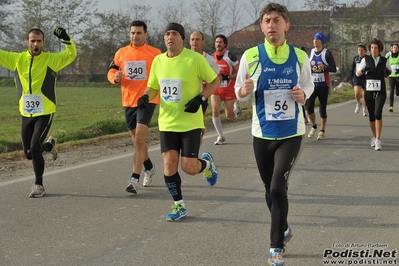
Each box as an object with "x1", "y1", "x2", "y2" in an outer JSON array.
[{"x1": 1, "y1": 100, "x2": 398, "y2": 266}]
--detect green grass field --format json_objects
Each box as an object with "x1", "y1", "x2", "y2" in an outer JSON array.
[
  {"x1": 0, "y1": 83, "x2": 354, "y2": 153},
  {"x1": 0, "y1": 86, "x2": 139, "y2": 153}
]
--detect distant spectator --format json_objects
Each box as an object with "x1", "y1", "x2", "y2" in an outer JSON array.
[
  {"x1": 211, "y1": 34, "x2": 240, "y2": 145},
  {"x1": 306, "y1": 31, "x2": 337, "y2": 140},
  {"x1": 387, "y1": 43, "x2": 399, "y2": 112},
  {"x1": 351, "y1": 43, "x2": 368, "y2": 116},
  {"x1": 356, "y1": 38, "x2": 391, "y2": 151}
]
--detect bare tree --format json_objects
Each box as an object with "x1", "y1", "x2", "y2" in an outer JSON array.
[
  {"x1": 302, "y1": 0, "x2": 339, "y2": 11},
  {"x1": 0, "y1": 0, "x2": 12, "y2": 39},
  {"x1": 193, "y1": 0, "x2": 226, "y2": 43},
  {"x1": 79, "y1": 1, "x2": 156, "y2": 76},
  {"x1": 245, "y1": 0, "x2": 263, "y2": 25},
  {"x1": 155, "y1": 0, "x2": 187, "y2": 26},
  {"x1": 9, "y1": 0, "x2": 97, "y2": 53},
  {"x1": 7, "y1": 0, "x2": 55, "y2": 51},
  {"x1": 302, "y1": 0, "x2": 338, "y2": 32},
  {"x1": 151, "y1": 0, "x2": 188, "y2": 49},
  {"x1": 225, "y1": 0, "x2": 243, "y2": 35},
  {"x1": 79, "y1": 10, "x2": 132, "y2": 74},
  {"x1": 279, "y1": 0, "x2": 296, "y2": 11},
  {"x1": 117, "y1": 0, "x2": 152, "y2": 23}
]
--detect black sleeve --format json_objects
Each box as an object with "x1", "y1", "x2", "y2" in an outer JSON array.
[
  {"x1": 350, "y1": 56, "x2": 356, "y2": 77},
  {"x1": 325, "y1": 49, "x2": 337, "y2": 73},
  {"x1": 383, "y1": 57, "x2": 391, "y2": 77},
  {"x1": 109, "y1": 60, "x2": 120, "y2": 70},
  {"x1": 227, "y1": 52, "x2": 238, "y2": 63}
]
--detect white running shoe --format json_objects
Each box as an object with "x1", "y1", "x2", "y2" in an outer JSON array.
[
  {"x1": 370, "y1": 137, "x2": 376, "y2": 147},
  {"x1": 374, "y1": 139, "x2": 382, "y2": 151},
  {"x1": 126, "y1": 178, "x2": 139, "y2": 194},
  {"x1": 317, "y1": 131, "x2": 326, "y2": 140},
  {"x1": 29, "y1": 185, "x2": 45, "y2": 198},
  {"x1": 214, "y1": 136, "x2": 226, "y2": 145},
  {"x1": 233, "y1": 102, "x2": 242, "y2": 119},
  {"x1": 143, "y1": 163, "x2": 156, "y2": 187},
  {"x1": 47, "y1": 136, "x2": 58, "y2": 160},
  {"x1": 354, "y1": 103, "x2": 361, "y2": 113},
  {"x1": 363, "y1": 108, "x2": 368, "y2": 116},
  {"x1": 284, "y1": 225, "x2": 293, "y2": 245},
  {"x1": 268, "y1": 248, "x2": 284, "y2": 266},
  {"x1": 308, "y1": 127, "x2": 316, "y2": 138}
]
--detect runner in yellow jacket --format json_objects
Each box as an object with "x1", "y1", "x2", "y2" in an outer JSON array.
[{"x1": 0, "y1": 27, "x2": 77, "y2": 197}]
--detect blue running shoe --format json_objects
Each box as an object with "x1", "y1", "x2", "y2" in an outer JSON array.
[
  {"x1": 268, "y1": 248, "x2": 285, "y2": 266},
  {"x1": 201, "y1": 152, "x2": 218, "y2": 186},
  {"x1": 166, "y1": 203, "x2": 187, "y2": 222},
  {"x1": 284, "y1": 225, "x2": 293, "y2": 245}
]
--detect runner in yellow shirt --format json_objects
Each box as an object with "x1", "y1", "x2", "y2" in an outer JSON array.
[{"x1": 137, "y1": 23, "x2": 219, "y2": 221}]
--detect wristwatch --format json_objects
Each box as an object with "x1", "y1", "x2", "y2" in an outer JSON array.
[{"x1": 200, "y1": 94, "x2": 206, "y2": 101}]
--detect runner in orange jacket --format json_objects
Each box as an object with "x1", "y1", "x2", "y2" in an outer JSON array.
[{"x1": 107, "y1": 20, "x2": 161, "y2": 194}]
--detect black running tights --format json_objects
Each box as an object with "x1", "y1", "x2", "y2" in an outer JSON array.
[
  {"x1": 21, "y1": 114, "x2": 53, "y2": 182},
  {"x1": 253, "y1": 136, "x2": 302, "y2": 249}
]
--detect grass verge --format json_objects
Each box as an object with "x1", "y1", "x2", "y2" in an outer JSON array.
[{"x1": 0, "y1": 83, "x2": 354, "y2": 155}]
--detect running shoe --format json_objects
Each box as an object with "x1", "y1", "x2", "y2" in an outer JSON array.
[
  {"x1": 354, "y1": 103, "x2": 361, "y2": 113},
  {"x1": 143, "y1": 163, "x2": 156, "y2": 187},
  {"x1": 166, "y1": 203, "x2": 187, "y2": 222},
  {"x1": 284, "y1": 225, "x2": 293, "y2": 245},
  {"x1": 370, "y1": 137, "x2": 376, "y2": 147},
  {"x1": 201, "y1": 152, "x2": 218, "y2": 186},
  {"x1": 317, "y1": 131, "x2": 325, "y2": 140},
  {"x1": 363, "y1": 108, "x2": 368, "y2": 116},
  {"x1": 214, "y1": 136, "x2": 226, "y2": 145},
  {"x1": 307, "y1": 127, "x2": 316, "y2": 138},
  {"x1": 233, "y1": 102, "x2": 242, "y2": 119},
  {"x1": 389, "y1": 106, "x2": 393, "y2": 112},
  {"x1": 268, "y1": 248, "x2": 285, "y2": 266},
  {"x1": 374, "y1": 139, "x2": 382, "y2": 151},
  {"x1": 126, "y1": 178, "x2": 139, "y2": 194},
  {"x1": 29, "y1": 185, "x2": 45, "y2": 198},
  {"x1": 47, "y1": 136, "x2": 58, "y2": 160}
]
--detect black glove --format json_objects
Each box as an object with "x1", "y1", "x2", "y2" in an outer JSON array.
[
  {"x1": 53, "y1": 27, "x2": 70, "y2": 41},
  {"x1": 384, "y1": 68, "x2": 391, "y2": 77},
  {"x1": 362, "y1": 66, "x2": 371, "y2": 74},
  {"x1": 137, "y1": 94, "x2": 149, "y2": 109},
  {"x1": 184, "y1": 94, "x2": 203, "y2": 113},
  {"x1": 220, "y1": 74, "x2": 229, "y2": 81}
]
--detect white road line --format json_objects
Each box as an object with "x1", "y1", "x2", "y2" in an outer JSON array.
[
  {"x1": 0, "y1": 100, "x2": 350, "y2": 187},
  {"x1": 0, "y1": 124, "x2": 252, "y2": 187}
]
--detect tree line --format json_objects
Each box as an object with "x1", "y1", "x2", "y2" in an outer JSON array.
[{"x1": 1, "y1": 0, "x2": 375, "y2": 81}]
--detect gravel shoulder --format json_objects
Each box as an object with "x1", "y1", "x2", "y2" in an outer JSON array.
[
  {"x1": 0, "y1": 118, "x2": 249, "y2": 182},
  {"x1": 0, "y1": 133, "x2": 137, "y2": 182}
]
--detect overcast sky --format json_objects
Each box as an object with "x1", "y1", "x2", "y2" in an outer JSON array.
[
  {"x1": 94, "y1": 0, "x2": 367, "y2": 34},
  {"x1": 96, "y1": 0, "x2": 362, "y2": 13}
]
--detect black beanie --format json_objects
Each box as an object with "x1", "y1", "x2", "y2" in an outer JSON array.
[{"x1": 165, "y1": 22, "x2": 185, "y2": 40}]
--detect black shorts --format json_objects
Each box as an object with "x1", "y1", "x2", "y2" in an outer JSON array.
[
  {"x1": 124, "y1": 104, "x2": 156, "y2": 130},
  {"x1": 160, "y1": 129, "x2": 202, "y2": 158},
  {"x1": 353, "y1": 77, "x2": 366, "y2": 88}
]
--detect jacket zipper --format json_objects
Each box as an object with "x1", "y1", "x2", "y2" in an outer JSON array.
[{"x1": 29, "y1": 56, "x2": 34, "y2": 117}]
